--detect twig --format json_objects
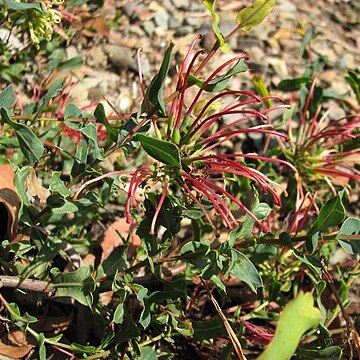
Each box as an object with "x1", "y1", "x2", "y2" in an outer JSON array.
[
  {"x1": 201, "y1": 278, "x2": 247, "y2": 360},
  {"x1": 0, "y1": 275, "x2": 55, "y2": 296},
  {"x1": 322, "y1": 267, "x2": 360, "y2": 359}
]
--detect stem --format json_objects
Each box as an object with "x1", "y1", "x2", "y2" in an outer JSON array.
[{"x1": 0, "y1": 275, "x2": 55, "y2": 296}]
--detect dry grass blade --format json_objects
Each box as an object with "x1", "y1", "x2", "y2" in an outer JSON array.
[{"x1": 202, "y1": 279, "x2": 247, "y2": 360}]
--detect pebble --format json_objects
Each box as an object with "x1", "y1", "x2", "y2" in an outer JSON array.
[
  {"x1": 103, "y1": 44, "x2": 133, "y2": 71},
  {"x1": 154, "y1": 11, "x2": 170, "y2": 31},
  {"x1": 142, "y1": 20, "x2": 156, "y2": 37}
]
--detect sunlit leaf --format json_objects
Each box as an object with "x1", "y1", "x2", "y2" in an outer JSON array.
[
  {"x1": 136, "y1": 134, "x2": 180, "y2": 167},
  {"x1": 1, "y1": 108, "x2": 44, "y2": 166},
  {"x1": 337, "y1": 217, "x2": 360, "y2": 254},
  {"x1": 258, "y1": 292, "x2": 322, "y2": 360},
  {"x1": 236, "y1": 0, "x2": 276, "y2": 31},
  {"x1": 230, "y1": 250, "x2": 263, "y2": 292},
  {"x1": 202, "y1": 0, "x2": 230, "y2": 52}
]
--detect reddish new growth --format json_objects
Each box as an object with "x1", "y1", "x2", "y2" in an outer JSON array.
[
  {"x1": 288, "y1": 80, "x2": 360, "y2": 202},
  {"x1": 133, "y1": 35, "x2": 297, "y2": 233},
  {"x1": 76, "y1": 37, "x2": 297, "y2": 234}
]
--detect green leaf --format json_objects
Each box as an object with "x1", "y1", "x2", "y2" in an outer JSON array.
[
  {"x1": 309, "y1": 192, "x2": 346, "y2": 235},
  {"x1": 236, "y1": 0, "x2": 276, "y2": 31},
  {"x1": 64, "y1": 103, "x2": 92, "y2": 120},
  {"x1": 296, "y1": 346, "x2": 343, "y2": 359},
  {"x1": 230, "y1": 250, "x2": 263, "y2": 292},
  {"x1": 0, "y1": 85, "x2": 15, "y2": 109},
  {"x1": 345, "y1": 71, "x2": 360, "y2": 104},
  {"x1": 140, "y1": 346, "x2": 157, "y2": 360},
  {"x1": 188, "y1": 59, "x2": 248, "y2": 92},
  {"x1": 293, "y1": 250, "x2": 322, "y2": 276},
  {"x1": 202, "y1": 0, "x2": 230, "y2": 52},
  {"x1": 38, "y1": 333, "x2": 46, "y2": 360},
  {"x1": 98, "y1": 246, "x2": 127, "y2": 277},
  {"x1": 115, "y1": 314, "x2": 140, "y2": 343},
  {"x1": 80, "y1": 123, "x2": 103, "y2": 161},
  {"x1": 337, "y1": 217, "x2": 360, "y2": 254},
  {"x1": 4, "y1": 0, "x2": 46, "y2": 13},
  {"x1": 94, "y1": 103, "x2": 119, "y2": 142},
  {"x1": 52, "y1": 266, "x2": 96, "y2": 307},
  {"x1": 258, "y1": 292, "x2": 322, "y2": 360},
  {"x1": 278, "y1": 77, "x2": 312, "y2": 91},
  {"x1": 252, "y1": 74, "x2": 272, "y2": 107},
  {"x1": 113, "y1": 303, "x2": 125, "y2": 324},
  {"x1": 32, "y1": 78, "x2": 66, "y2": 121},
  {"x1": 145, "y1": 43, "x2": 174, "y2": 115},
  {"x1": 229, "y1": 201, "x2": 271, "y2": 245},
  {"x1": 49, "y1": 171, "x2": 72, "y2": 197},
  {"x1": 1, "y1": 108, "x2": 44, "y2": 165},
  {"x1": 136, "y1": 134, "x2": 180, "y2": 167}
]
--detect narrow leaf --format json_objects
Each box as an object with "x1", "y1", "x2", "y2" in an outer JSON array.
[
  {"x1": 32, "y1": 78, "x2": 66, "y2": 121},
  {"x1": 188, "y1": 59, "x2": 248, "y2": 92},
  {"x1": 145, "y1": 43, "x2": 174, "y2": 115},
  {"x1": 94, "y1": 103, "x2": 119, "y2": 142},
  {"x1": 236, "y1": 0, "x2": 276, "y2": 31},
  {"x1": 252, "y1": 75, "x2": 272, "y2": 107},
  {"x1": 278, "y1": 77, "x2": 312, "y2": 91},
  {"x1": 1, "y1": 108, "x2": 44, "y2": 165},
  {"x1": 136, "y1": 134, "x2": 180, "y2": 167},
  {"x1": 202, "y1": 0, "x2": 230, "y2": 52}
]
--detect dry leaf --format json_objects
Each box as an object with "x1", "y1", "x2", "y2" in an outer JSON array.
[
  {"x1": 26, "y1": 169, "x2": 50, "y2": 204},
  {"x1": 0, "y1": 164, "x2": 15, "y2": 191},
  {"x1": 101, "y1": 218, "x2": 141, "y2": 262},
  {"x1": 0, "y1": 342, "x2": 33, "y2": 359}
]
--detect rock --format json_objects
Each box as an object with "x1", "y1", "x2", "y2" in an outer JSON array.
[
  {"x1": 154, "y1": 11, "x2": 170, "y2": 30},
  {"x1": 142, "y1": 20, "x2": 156, "y2": 36},
  {"x1": 87, "y1": 47, "x2": 107, "y2": 68},
  {"x1": 183, "y1": 17, "x2": 201, "y2": 27},
  {"x1": 103, "y1": 44, "x2": 133, "y2": 70},
  {"x1": 0, "y1": 29, "x2": 23, "y2": 51},
  {"x1": 122, "y1": 3, "x2": 140, "y2": 21},
  {"x1": 174, "y1": 26, "x2": 193, "y2": 37},
  {"x1": 168, "y1": 14, "x2": 181, "y2": 30},
  {"x1": 268, "y1": 58, "x2": 288, "y2": 78}
]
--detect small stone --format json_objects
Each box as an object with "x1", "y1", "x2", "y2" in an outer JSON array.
[
  {"x1": 174, "y1": 26, "x2": 193, "y2": 37},
  {"x1": 183, "y1": 17, "x2": 200, "y2": 27},
  {"x1": 142, "y1": 20, "x2": 156, "y2": 36},
  {"x1": 168, "y1": 15, "x2": 181, "y2": 30},
  {"x1": 122, "y1": 3, "x2": 140, "y2": 20},
  {"x1": 87, "y1": 47, "x2": 107, "y2": 68},
  {"x1": 154, "y1": 11, "x2": 170, "y2": 30},
  {"x1": 103, "y1": 44, "x2": 133, "y2": 71}
]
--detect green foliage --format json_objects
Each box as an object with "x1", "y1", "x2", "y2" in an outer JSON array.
[
  {"x1": 201, "y1": 0, "x2": 230, "y2": 52},
  {"x1": 0, "y1": 1, "x2": 358, "y2": 359},
  {"x1": 236, "y1": 0, "x2": 276, "y2": 31}
]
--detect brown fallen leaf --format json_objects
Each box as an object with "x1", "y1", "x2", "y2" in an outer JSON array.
[
  {"x1": 0, "y1": 342, "x2": 33, "y2": 359},
  {"x1": 101, "y1": 217, "x2": 141, "y2": 262},
  {"x1": 0, "y1": 329, "x2": 35, "y2": 359},
  {"x1": 0, "y1": 164, "x2": 21, "y2": 242},
  {"x1": 26, "y1": 169, "x2": 50, "y2": 204}
]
